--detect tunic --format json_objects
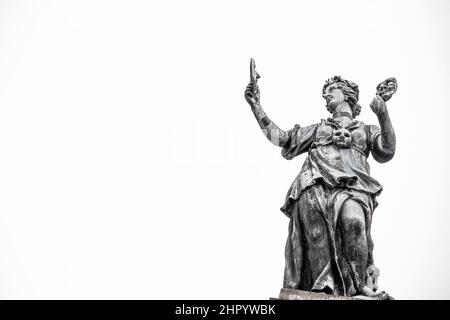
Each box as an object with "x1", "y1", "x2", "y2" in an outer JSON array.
[{"x1": 280, "y1": 118, "x2": 384, "y2": 296}]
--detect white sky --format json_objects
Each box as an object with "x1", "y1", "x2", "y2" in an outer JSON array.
[{"x1": 0, "y1": 0, "x2": 449, "y2": 299}]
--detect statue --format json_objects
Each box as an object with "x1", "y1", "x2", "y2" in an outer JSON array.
[{"x1": 244, "y1": 59, "x2": 397, "y2": 300}]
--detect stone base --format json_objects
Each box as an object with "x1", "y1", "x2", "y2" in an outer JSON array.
[
  {"x1": 274, "y1": 288, "x2": 394, "y2": 300},
  {"x1": 276, "y1": 288, "x2": 353, "y2": 300}
]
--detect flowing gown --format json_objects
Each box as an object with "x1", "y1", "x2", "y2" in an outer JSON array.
[{"x1": 280, "y1": 117, "x2": 386, "y2": 296}]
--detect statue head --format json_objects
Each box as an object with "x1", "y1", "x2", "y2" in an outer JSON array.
[{"x1": 322, "y1": 76, "x2": 361, "y2": 118}]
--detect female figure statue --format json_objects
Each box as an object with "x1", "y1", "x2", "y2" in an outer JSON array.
[{"x1": 244, "y1": 63, "x2": 397, "y2": 299}]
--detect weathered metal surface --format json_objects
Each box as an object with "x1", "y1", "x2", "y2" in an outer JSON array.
[{"x1": 245, "y1": 60, "x2": 397, "y2": 300}]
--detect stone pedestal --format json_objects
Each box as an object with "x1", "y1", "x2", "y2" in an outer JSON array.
[
  {"x1": 275, "y1": 288, "x2": 394, "y2": 300},
  {"x1": 276, "y1": 288, "x2": 353, "y2": 300}
]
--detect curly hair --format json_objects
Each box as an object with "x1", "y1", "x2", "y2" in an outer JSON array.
[{"x1": 322, "y1": 75, "x2": 361, "y2": 117}]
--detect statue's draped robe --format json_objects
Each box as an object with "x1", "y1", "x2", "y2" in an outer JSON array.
[{"x1": 281, "y1": 118, "x2": 383, "y2": 296}]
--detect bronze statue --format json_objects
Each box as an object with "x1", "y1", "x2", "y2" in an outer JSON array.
[{"x1": 245, "y1": 59, "x2": 397, "y2": 300}]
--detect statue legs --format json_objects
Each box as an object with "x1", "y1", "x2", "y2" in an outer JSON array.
[
  {"x1": 339, "y1": 199, "x2": 385, "y2": 298},
  {"x1": 283, "y1": 186, "x2": 392, "y2": 298}
]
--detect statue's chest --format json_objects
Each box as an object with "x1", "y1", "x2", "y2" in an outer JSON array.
[{"x1": 315, "y1": 120, "x2": 368, "y2": 151}]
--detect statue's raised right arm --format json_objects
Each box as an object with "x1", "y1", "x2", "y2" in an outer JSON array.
[{"x1": 244, "y1": 82, "x2": 290, "y2": 148}]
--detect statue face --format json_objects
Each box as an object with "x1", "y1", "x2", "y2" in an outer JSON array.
[
  {"x1": 332, "y1": 128, "x2": 352, "y2": 148},
  {"x1": 323, "y1": 83, "x2": 345, "y2": 111}
]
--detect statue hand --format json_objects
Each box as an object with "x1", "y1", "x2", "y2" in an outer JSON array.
[
  {"x1": 244, "y1": 82, "x2": 260, "y2": 107},
  {"x1": 370, "y1": 95, "x2": 388, "y2": 116}
]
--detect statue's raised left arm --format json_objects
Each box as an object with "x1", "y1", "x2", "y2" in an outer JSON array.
[{"x1": 369, "y1": 78, "x2": 397, "y2": 163}]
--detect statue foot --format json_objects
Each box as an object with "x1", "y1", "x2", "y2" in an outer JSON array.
[
  {"x1": 353, "y1": 286, "x2": 394, "y2": 300},
  {"x1": 287, "y1": 282, "x2": 299, "y2": 290}
]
